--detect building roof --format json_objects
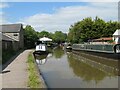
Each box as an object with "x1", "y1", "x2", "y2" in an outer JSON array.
[
  {"x1": 92, "y1": 37, "x2": 112, "y2": 41},
  {"x1": 0, "y1": 24, "x2": 23, "y2": 33},
  {"x1": 113, "y1": 29, "x2": 120, "y2": 36}
]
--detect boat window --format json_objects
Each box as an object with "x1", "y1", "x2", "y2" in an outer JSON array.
[
  {"x1": 118, "y1": 38, "x2": 120, "y2": 44},
  {"x1": 36, "y1": 41, "x2": 42, "y2": 45}
]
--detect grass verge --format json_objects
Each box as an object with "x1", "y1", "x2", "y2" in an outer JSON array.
[{"x1": 27, "y1": 52, "x2": 42, "y2": 88}]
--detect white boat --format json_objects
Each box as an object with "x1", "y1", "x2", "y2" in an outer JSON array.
[
  {"x1": 35, "y1": 44, "x2": 47, "y2": 52},
  {"x1": 34, "y1": 37, "x2": 52, "y2": 54},
  {"x1": 66, "y1": 44, "x2": 72, "y2": 50}
]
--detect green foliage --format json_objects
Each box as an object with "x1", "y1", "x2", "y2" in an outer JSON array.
[
  {"x1": 24, "y1": 25, "x2": 67, "y2": 48},
  {"x1": 27, "y1": 52, "x2": 41, "y2": 88},
  {"x1": 37, "y1": 30, "x2": 67, "y2": 44},
  {"x1": 68, "y1": 16, "x2": 120, "y2": 43},
  {"x1": 38, "y1": 30, "x2": 67, "y2": 44},
  {"x1": 38, "y1": 30, "x2": 51, "y2": 38},
  {"x1": 53, "y1": 31, "x2": 67, "y2": 44},
  {"x1": 23, "y1": 17, "x2": 120, "y2": 46},
  {"x1": 24, "y1": 25, "x2": 39, "y2": 49},
  {"x1": 107, "y1": 40, "x2": 114, "y2": 43}
]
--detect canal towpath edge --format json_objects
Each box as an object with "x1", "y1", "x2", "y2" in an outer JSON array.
[{"x1": 2, "y1": 49, "x2": 46, "y2": 88}]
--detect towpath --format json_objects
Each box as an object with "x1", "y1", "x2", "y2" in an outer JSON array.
[{"x1": 2, "y1": 50, "x2": 33, "y2": 88}]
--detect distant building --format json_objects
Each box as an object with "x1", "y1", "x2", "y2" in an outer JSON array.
[
  {"x1": 89, "y1": 29, "x2": 120, "y2": 45},
  {"x1": 0, "y1": 24, "x2": 24, "y2": 51},
  {"x1": 90, "y1": 37, "x2": 113, "y2": 44}
]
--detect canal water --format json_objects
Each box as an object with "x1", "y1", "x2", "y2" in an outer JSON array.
[{"x1": 34, "y1": 47, "x2": 119, "y2": 88}]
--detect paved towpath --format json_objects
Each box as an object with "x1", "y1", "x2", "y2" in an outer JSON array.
[{"x1": 2, "y1": 50, "x2": 33, "y2": 88}]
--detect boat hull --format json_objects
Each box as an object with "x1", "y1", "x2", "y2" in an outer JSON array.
[{"x1": 33, "y1": 50, "x2": 48, "y2": 55}]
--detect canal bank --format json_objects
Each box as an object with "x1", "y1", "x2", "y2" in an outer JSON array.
[
  {"x1": 27, "y1": 51, "x2": 47, "y2": 88},
  {"x1": 72, "y1": 44, "x2": 120, "y2": 60},
  {"x1": 2, "y1": 50, "x2": 31, "y2": 88},
  {"x1": 34, "y1": 47, "x2": 119, "y2": 88},
  {"x1": 2, "y1": 49, "x2": 47, "y2": 88}
]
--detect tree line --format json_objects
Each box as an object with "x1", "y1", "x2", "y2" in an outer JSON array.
[
  {"x1": 67, "y1": 16, "x2": 120, "y2": 43},
  {"x1": 24, "y1": 16, "x2": 120, "y2": 48},
  {"x1": 24, "y1": 25, "x2": 67, "y2": 48}
]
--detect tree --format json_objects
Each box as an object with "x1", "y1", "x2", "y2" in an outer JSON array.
[
  {"x1": 38, "y1": 31, "x2": 50, "y2": 37},
  {"x1": 53, "y1": 31, "x2": 67, "y2": 44},
  {"x1": 93, "y1": 16, "x2": 106, "y2": 38},
  {"x1": 24, "y1": 25, "x2": 38, "y2": 49},
  {"x1": 67, "y1": 16, "x2": 120, "y2": 44},
  {"x1": 104, "y1": 21, "x2": 119, "y2": 37}
]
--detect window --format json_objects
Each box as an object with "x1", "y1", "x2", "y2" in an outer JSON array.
[{"x1": 13, "y1": 34, "x2": 18, "y2": 36}]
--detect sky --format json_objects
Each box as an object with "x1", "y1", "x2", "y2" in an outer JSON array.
[{"x1": 0, "y1": 1, "x2": 119, "y2": 33}]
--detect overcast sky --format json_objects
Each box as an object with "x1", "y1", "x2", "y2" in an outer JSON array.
[{"x1": 0, "y1": 1, "x2": 119, "y2": 33}]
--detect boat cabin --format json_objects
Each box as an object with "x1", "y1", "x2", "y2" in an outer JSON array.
[
  {"x1": 113, "y1": 29, "x2": 120, "y2": 44},
  {"x1": 35, "y1": 41, "x2": 47, "y2": 52}
]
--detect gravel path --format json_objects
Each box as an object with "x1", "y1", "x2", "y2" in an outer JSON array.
[{"x1": 2, "y1": 50, "x2": 33, "y2": 88}]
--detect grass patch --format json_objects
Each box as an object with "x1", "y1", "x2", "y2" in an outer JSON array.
[{"x1": 27, "y1": 52, "x2": 42, "y2": 88}]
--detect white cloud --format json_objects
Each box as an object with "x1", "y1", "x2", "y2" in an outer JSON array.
[
  {"x1": 19, "y1": 2, "x2": 118, "y2": 33},
  {"x1": 0, "y1": 3, "x2": 10, "y2": 24},
  {"x1": 0, "y1": 3, "x2": 9, "y2": 8},
  {"x1": 0, "y1": 12, "x2": 6, "y2": 24},
  {"x1": 0, "y1": 12, "x2": 11, "y2": 25}
]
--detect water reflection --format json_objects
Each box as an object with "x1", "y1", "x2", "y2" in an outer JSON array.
[
  {"x1": 72, "y1": 51, "x2": 118, "y2": 69},
  {"x1": 68, "y1": 54, "x2": 106, "y2": 82},
  {"x1": 34, "y1": 53, "x2": 53, "y2": 65},
  {"x1": 34, "y1": 47, "x2": 118, "y2": 88},
  {"x1": 53, "y1": 47, "x2": 64, "y2": 59},
  {"x1": 72, "y1": 51, "x2": 119, "y2": 76}
]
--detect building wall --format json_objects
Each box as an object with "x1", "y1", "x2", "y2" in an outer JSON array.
[
  {"x1": 3, "y1": 25, "x2": 24, "y2": 49},
  {"x1": 19, "y1": 26, "x2": 24, "y2": 49},
  {"x1": 2, "y1": 40, "x2": 19, "y2": 51},
  {"x1": 12, "y1": 41, "x2": 19, "y2": 51},
  {"x1": 2, "y1": 40, "x2": 13, "y2": 51},
  {"x1": 3, "y1": 33, "x2": 19, "y2": 41},
  {"x1": 0, "y1": 41, "x2": 2, "y2": 54}
]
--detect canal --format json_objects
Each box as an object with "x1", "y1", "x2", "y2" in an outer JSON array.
[{"x1": 34, "y1": 47, "x2": 119, "y2": 88}]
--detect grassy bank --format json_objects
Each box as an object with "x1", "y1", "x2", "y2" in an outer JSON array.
[{"x1": 27, "y1": 52, "x2": 42, "y2": 88}]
